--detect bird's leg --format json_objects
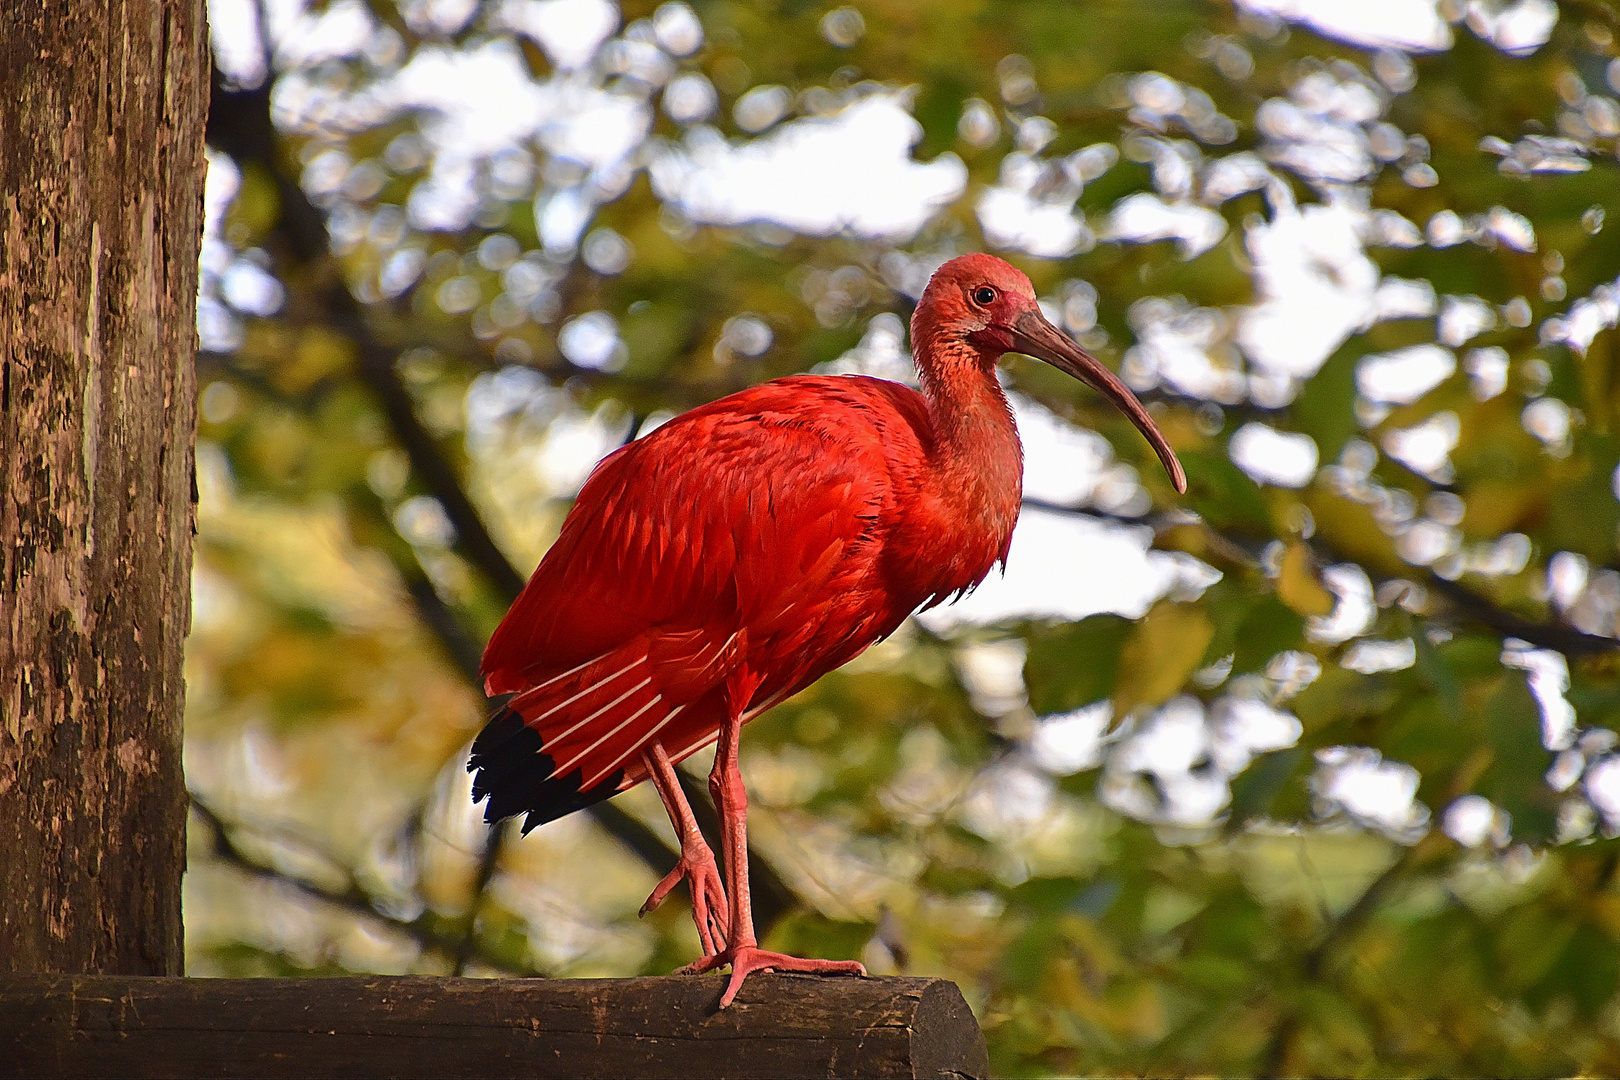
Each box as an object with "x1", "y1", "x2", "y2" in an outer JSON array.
[
  {"x1": 678, "y1": 696, "x2": 865, "y2": 1007},
  {"x1": 640, "y1": 741, "x2": 728, "y2": 957}
]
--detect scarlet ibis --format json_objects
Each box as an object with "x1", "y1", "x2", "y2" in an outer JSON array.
[{"x1": 471, "y1": 253, "x2": 1185, "y2": 1005}]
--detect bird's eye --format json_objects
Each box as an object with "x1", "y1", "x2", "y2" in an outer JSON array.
[{"x1": 972, "y1": 286, "x2": 998, "y2": 306}]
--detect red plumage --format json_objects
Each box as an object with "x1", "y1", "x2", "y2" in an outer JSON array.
[
  {"x1": 470, "y1": 253, "x2": 1184, "y2": 1003},
  {"x1": 474, "y1": 374, "x2": 1013, "y2": 827}
]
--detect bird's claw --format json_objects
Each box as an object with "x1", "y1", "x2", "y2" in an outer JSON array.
[
  {"x1": 641, "y1": 847, "x2": 729, "y2": 958},
  {"x1": 677, "y1": 946, "x2": 866, "y2": 1008}
]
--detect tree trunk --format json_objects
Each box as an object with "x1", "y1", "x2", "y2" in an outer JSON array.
[{"x1": 0, "y1": 1, "x2": 208, "y2": 974}]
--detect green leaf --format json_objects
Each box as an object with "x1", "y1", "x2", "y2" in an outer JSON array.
[
  {"x1": 1479, "y1": 672, "x2": 1557, "y2": 845},
  {"x1": 1230, "y1": 595, "x2": 1305, "y2": 676},
  {"x1": 1293, "y1": 340, "x2": 1360, "y2": 463},
  {"x1": 1024, "y1": 615, "x2": 1133, "y2": 713},
  {"x1": 1113, "y1": 602, "x2": 1215, "y2": 719}
]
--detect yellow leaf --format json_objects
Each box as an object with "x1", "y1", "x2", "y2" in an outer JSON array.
[
  {"x1": 1277, "y1": 542, "x2": 1335, "y2": 617},
  {"x1": 1583, "y1": 325, "x2": 1615, "y2": 435},
  {"x1": 1112, "y1": 601, "x2": 1214, "y2": 720},
  {"x1": 1304, "y1": 491, "x2": 1405, "y2": 579},
  {"x1": 1457, "y1": 479, "x2": 1545, "y2": 539},
  {"x1": 274, "y1": 326, "x2": 355, "y2": 394}
]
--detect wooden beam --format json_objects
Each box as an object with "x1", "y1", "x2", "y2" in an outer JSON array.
[{"x1": 0, "y1": 973, "x2": 988, "y2": 1079}]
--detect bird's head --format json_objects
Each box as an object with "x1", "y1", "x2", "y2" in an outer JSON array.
[{"x1": 916, "y1": 253, "x2": 1186, "y2": 494}]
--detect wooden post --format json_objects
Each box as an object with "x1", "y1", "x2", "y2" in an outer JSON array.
[
  {"x1": 0, "y1": 973, "x2": 989, "y2": 1079},
  {"x1": 0, "y1": 0, "x2": 209, "y2": 975}
]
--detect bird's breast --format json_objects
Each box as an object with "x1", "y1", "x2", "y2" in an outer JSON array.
[{"x1": 878, "y1": 420, "x2": 1023, "y2": 611}]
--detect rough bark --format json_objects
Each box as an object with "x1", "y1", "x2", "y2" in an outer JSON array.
[
  {"x1": 0, "y1": 1, "x2": 209, "y2": 974},
  {"x1": 0, "y1": 973, "x2": 991, "y2": 1079}
]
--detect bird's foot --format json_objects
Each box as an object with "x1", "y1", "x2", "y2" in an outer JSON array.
[
  {"x1": 640, "y1": 846, "x2": 729, "y2": 957},
  {"x1": 678, "y1": 946, "x2": 866, "y2": 1008}
]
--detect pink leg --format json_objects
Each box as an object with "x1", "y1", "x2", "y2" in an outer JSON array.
[
  {"x1": 640, "y1": 742, "x2": 729, "y2": 958},
  {"x1": 677, "y1": 695, "x2": 865, "y2": 1007}
]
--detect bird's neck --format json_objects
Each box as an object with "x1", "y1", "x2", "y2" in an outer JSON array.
[{"x1": 915, "y1": 334, "x2": 1024, "y2": 524}]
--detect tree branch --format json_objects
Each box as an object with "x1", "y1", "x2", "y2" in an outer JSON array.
[
  {"x1": 1026, "y1": 497, "x2": 1618, "y2": 656},
  {"x1": 188, "y1": 794, "x2": 528, "y2": 975},
  {"x1": 204, "y1": 69, "x2": 804, "y2": 936},
  {"x1": 1421, "y1": 573, "x2": 1617, "y2": 656},
  {"x1": 1257, "y1": 830, "x2": 1451, "y2": 1078},
  {"x1": 452, "y1": 819, "x2": 509, "y2": 976}
]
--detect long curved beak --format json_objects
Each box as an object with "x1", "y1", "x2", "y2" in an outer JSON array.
[{"x1": 1010, "y1": 308, "x2": 1187, "y2": 494}]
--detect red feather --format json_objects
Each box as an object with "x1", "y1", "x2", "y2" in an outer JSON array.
[
  {"x1": 468, "y1": 253, "x2": 1184, "y2": 1003},
  {"x1": 473, "y1": 373, "x2": 1019, "y2": 828},
  {"x1": 472, "y1": 253, "x2": 1184, "y2": 840}
]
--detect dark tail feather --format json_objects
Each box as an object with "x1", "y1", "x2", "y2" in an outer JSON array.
[{"x1": 467, "y1": 705, "x2": 625, "y2": 834}]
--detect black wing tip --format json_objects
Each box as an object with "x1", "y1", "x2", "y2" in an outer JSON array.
[
  {"x1": 468, "y1": 703, "x2": 527, "y2": 770},
  {"x1": 468, "y1": 705, "x2": 625, "y2": 833}
]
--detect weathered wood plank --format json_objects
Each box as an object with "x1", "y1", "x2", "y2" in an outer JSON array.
[{"x1": 0, "y1": 974, "x2": 988, "y2": 1079}]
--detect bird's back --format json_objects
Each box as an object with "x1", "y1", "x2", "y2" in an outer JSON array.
[{"x1": 472, "y1": 374, "x2": 992, "y2": 832}]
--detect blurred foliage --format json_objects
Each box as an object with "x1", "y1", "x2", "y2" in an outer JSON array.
[{"x1": 188, "y1": 0, "x2": 1620, "y2": 1074}]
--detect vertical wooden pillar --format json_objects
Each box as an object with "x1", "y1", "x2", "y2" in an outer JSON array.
[{"x1": 0, "y1": 1, "x2": 209, "y2": 974}]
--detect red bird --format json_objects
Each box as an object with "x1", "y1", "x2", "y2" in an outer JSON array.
[{"x1": 472, "y1": 253, "x2": 1185, "y2": 1005}]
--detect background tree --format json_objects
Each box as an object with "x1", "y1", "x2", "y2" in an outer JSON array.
[
  {"x1": 192, "y1": 1, "x2": 1620, "y2": 1075},
  {"x1": 0, "y1": 0, "x2": 209, "y2": 974}
]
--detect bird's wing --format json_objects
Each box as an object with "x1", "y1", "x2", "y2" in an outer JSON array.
[{"x1": 474, "y1": 377, "x2": 908, "y2": 830}]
